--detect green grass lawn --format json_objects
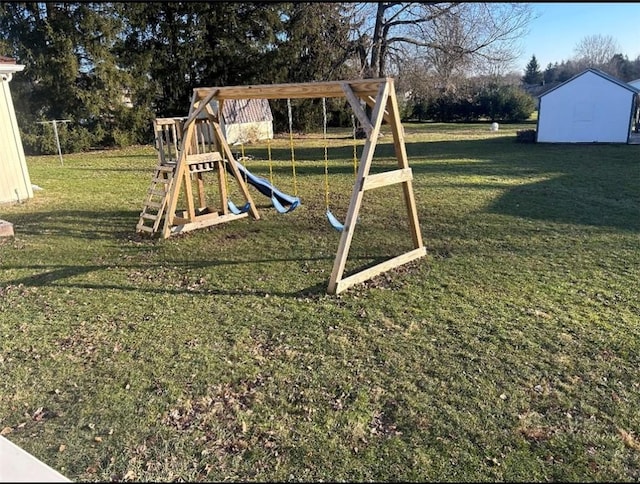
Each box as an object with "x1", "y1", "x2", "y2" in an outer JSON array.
[{"x1": 1, "y1": 121, "x2": 639, "y2": 482}]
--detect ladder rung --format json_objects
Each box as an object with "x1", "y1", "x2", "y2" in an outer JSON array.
[
  {"x1": 145, "y1": 201, "x2": 162, "y2": 209},
  {"x1": 141, "y1": 213, "x2": 158, "y2": 220},
  {"x1": 136, "y1": 225, "x2": 154, "y2": 233},
  {"x1": 148, "y1": 189, "x2": 167, "y2": 197},
  {"x1": 152, "y1": 177, "x2": 171, "y2": 183}
]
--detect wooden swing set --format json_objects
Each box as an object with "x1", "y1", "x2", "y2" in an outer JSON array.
[{"x1": 136, "y1": 77, "x2": 426, "y2": 295}]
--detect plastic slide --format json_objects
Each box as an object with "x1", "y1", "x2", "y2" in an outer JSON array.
[{"x1": 226, "y1": 160, "x2": 300, "y2": 210}]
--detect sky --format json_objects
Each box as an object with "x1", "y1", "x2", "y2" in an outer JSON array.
[{"x1": 515, "y1": 3, "x2": 640, "y2": 73}]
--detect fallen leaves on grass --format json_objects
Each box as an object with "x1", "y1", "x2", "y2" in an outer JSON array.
[
  {"x1": 618, "y1": 428, "x2": 640, "y2": 451},
  {"x1": 517, "y1": 411, "x2": 555, "y2": 442}
]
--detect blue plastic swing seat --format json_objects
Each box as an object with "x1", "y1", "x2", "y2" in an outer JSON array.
[
  {"x1": 326, "y1": 209, "x2": 344, "y2": 232},
  {"x1": 272, "y1": 195, "x2": 300, "y2": 214},
  {"x1": 227, "y1": 199, "x2": 251, "y2": 215}
]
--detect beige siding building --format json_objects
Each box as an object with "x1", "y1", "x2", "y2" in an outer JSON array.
[{"x1": 0, "y1": 56, "x2": 32, "y2": 204}]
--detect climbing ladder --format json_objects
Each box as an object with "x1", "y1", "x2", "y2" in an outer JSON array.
[{"x1": 136, "y1": 163, "x2": 176, "y2": 234}]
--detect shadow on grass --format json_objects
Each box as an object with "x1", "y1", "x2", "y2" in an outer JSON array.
[
  {"x1": 2, "y1": 253, "x2": 402, "y2": 298},
  {"x1": 489, "y1": 173, "x2": 640, "y2": 231},
  {"x1": 10, "y1": 209, "x2": 142, "y2": 240},
  {"x1": 405, "y1": 137, "x2": 640, "y2": 232}
]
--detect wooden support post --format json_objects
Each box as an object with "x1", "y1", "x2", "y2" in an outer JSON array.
[
  {"x1": 208, "y1": 103, "x2": 230, "y2": 216},
  {"x1": 341, "y1": 83, "x2": 372, "y2": 137},
  {"x1": 195, "y1": 172, "x2": 206, "y2": 208},
  {"x1": 216, "y1": 159, "x2": 228, "y2": 215},
  {"x1": 210, "y1": 119, "x2": 260, "y2": 221}
]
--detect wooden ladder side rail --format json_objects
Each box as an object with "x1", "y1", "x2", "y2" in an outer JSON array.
[
  {"x1": 136, "y1": 164, "x2": 175, "y2": 234},
  {"x1": 327, "y1": 80, "x2": 390, "y2": 295}
]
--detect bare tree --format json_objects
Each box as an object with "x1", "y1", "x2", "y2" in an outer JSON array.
[
  {"x1": 573, "y1": 34, "x2": 621, "y2": 70},
  {"x1": 347, "y1": 2, "x2": 535, "y2": 83}
]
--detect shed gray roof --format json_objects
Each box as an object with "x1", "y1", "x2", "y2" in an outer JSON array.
[
  {"x1": 538, "y1": 68, "x2": 640, "y2": 99},
  {"x1": 222, "y1": 98, "x2": 273, "y2": 124}
]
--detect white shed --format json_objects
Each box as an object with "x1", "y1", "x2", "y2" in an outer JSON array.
[
  {"x1": 0, "y1": 56, "x2": 33, "y2": 204},
  {"x1": 536, "y1": 68, "x2": 640, "y2": 144},
  {"x1": 219, "y1": 98, "x2": 273, "y2": 145}
]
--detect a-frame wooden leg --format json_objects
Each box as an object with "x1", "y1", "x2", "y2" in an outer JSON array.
[
  {"x1": 327, "y1": 81, "x2": 390, "y2": 295},
  {"x1": 327, "y1": 79, "x2": 426, "y2": 295},
  {"x1": 386, "y1": 81, "x2": 425, "y2": 251},
  {"x1": 161, "y1": 91, "x2": 218, "y2": 238},
  {"x1": 162, "y1": 122, "x2": 196, "y2": 239}
]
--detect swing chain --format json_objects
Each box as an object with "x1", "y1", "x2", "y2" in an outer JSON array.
[
  {"x1": 322, "y1": 98, "x2": 330, "y2": 210},
  {"x1": 287, "y1": 99, "x2": 298, "y2": 196}
]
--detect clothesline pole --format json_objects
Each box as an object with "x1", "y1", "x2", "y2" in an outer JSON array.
[{"x1": 38, "y1": 119, "x2": 71, "y2": 166}]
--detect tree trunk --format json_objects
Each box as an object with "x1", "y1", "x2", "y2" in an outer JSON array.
[{"x1": 369, "y1": 3, "x2": 387, "y2": 78}]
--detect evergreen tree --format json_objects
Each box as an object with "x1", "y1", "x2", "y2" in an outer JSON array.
[
  {"x1": 609, "y1": 53, "x2": 633, "y2": 81},
  {"x1": 543, "y1": 62, "x2": 557, "y2": 84},
  {"x1": 272, "y1": 3, "x2": 353, "y2": 131},
  {"x1": 115, "y1": 3, "x2": 288, "y2": 119},
  {"x1": 0, "y1": 2, "x2": 363, "y2": 151},
  {"x1": 0, "y1": 3, "x2": 131, "y2": 152},
  {"x1": 522, "y1": 55, "x2": 543, "y2": 85},
  {"x1": 115, "y1": 3, "x2": 206, "y2": 118}
]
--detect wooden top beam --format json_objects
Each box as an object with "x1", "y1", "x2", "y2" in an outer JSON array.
[{"x1": 193, "y1": 78, "x2": 391, "y2": 101}]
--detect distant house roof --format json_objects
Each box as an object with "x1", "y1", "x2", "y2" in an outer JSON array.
[
  {"x1": 538, "y1": 68, "x2": 640, "y2": 99},
  {"x1": 0, "y1": 56, "x2": 16, "y2": 64},
  {"x1": 222, "y1": 98, "x2": 273, "y2": 124},
  {"x1": 523, "y1": 81, "x2": 562, "y2": 98}
]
